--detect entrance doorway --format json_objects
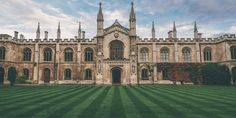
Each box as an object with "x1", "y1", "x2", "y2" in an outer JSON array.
[
  {"x1": 112, "y1": 67, "x2": 121, "y2": 84},
  {"x1": 43, "y1": 68, "x2": 50, "y2": 83},
  {"x1": 232, "y1": 67, "x2": 236, "y2": 83},
  {"x1": 0, "y1": 67, "x2": 4, "y2": 84}
]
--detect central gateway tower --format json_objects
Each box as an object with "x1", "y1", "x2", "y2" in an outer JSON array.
[{"x1": 95, "y1": 2, "x2": 138, "y2": 85}]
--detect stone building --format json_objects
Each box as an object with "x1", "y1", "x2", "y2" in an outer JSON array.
[{"x1": 0, "y1": 2, "x2": 236, "y2": 85}]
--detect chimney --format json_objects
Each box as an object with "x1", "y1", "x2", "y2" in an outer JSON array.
[
  {"x1": 44, "y1": 31, "x2": 48, "y2": 39},
  {"x1": 14, "y1": 31, "x2": 19, "y2": 39},
  {"x1": 198, "y1": 33, "x2": 202, "y2": 38},
  {"x1": 168, "y1": 31, "x2": 173, "y2": 38},
  {"x1": 20, "y1": 34, "x2": 24, "y2": 39},
  {"x1": 82, "y1": 31, "x2": 85, "y2": 39}
]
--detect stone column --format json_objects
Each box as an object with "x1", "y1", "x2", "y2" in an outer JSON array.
[
  {"x1": 152, "y1": 42, "x2": 157, "y2": 83},
  {"x1": 56, "y1": 43, "x2": 60, "y2": 83},
  {"x1": 77, "y1": 40, "x2": 81, "y2": 83},
  {"x1": 174, "y1": 42, "x2": 179, "y2": 62},
  {"x1": 33, "y1": 43, "x2": 40, "y2": 84},
  {"x1": 196, "y1": 42, "x2": 200, "y2": 62}
]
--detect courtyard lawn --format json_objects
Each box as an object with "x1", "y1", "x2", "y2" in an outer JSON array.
[{"x1": 0, "y1": 85, "x2": 236, "y2": 118}]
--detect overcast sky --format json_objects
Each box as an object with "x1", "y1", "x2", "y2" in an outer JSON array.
[{"x1": 0, "y1": 0, "x2": 236, "y2": 39}]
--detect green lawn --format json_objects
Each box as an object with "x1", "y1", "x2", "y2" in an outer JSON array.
[{"x1": 0, "y1": 85, "x2": 236, "y2": 118}]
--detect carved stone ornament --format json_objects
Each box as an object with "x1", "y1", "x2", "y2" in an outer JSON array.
[{"x1": 114, "y1": 33, "x2": 119, "y2": 38}]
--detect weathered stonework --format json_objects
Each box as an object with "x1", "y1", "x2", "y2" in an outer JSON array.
[{"x1": 0, "y1": 3, "x2": 236, "y2": 85}]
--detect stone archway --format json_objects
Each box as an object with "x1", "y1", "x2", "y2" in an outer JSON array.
[
  {"x1": 111, "y1": 67, "x2": 122, "y2": 84},
  {"x1": 0, "y1": 67, "x2": 4, "y2": 84},
  {"x1": 43, "y1": 68, "x2": 50, "y2": 83},
  {"x1": 8, "y1": 67, "x2": 16, "y2": 85},
  {"x1": 232, "y1": 67, "x2": 236, "y2": 83}
]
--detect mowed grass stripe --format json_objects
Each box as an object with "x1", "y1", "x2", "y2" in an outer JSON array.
[
  {"x1": 64, "y1": 86, "x2": 108, "y2": 118},
  {"x1": 77, "y1": 86, "x2": 110, "y2": 118},
  {"x1": 153, "y1": 86, "x2": 236, "y2": 106},
  {"x1": 16, "y1": 86, "x2": 91, "y2": 118},
  {"x1": 145, "y1": 86, "x2": 233, "y2": 117},
  {"x1": 139, "y1": 86, "x2": 220, "y2": 118},
  {"x1": 162, "y1": 85, "x2": 236, "y2": 101},
  {"x1": 0, "y1": 86, "x2": 75, "y2": 102},
  {"x1": 0, "y1": 87, "x2": 53, "y2": 99},
  {"x1": 93, "y1": 86, "x2": 114, "y2": 118},
  {"x1": 109, "y1": 86, "x2": 126, "y2": 118},
  {"x1": 124, "y1": 86, "x2": 157, "y2": 118},
  {"x1": 0, "y1": 86, "x2": 81, "y2": 107},
  {"x1": 133, "y1": 86, "x2": 187, "y2": 118},
  {"x1": 46, "y1": 86, "x2": 102, "y2": 118},
  {"x1": 0, "y1": 86, "x2": 87, "y2": 118},
  {"x1": 119, "y1": 86, "x2": 142, "y2": 118}
]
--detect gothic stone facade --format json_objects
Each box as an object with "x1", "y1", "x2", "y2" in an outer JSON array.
[{"x1": 0, "y1": 3, "x2": 236, "y2": 85}]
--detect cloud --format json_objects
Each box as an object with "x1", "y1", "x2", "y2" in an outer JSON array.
[{"x1": 0, "y1": 0, "x2": 235, "y2": 39}]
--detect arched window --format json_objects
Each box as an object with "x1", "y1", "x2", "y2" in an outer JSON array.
[
  {"x1": 85, "y1": 48, "x2": 93, "y2": 61},
  {"x1": 203, "y1": 47, "x2": 212, "y2": 61},
  {"x1": 64, "y1": 69, "x2": 72, "y2": 80},
  {"x1": 162, "y1": 69, "x2": 169, "y2": 80},
  {"x1": 182, "y1": 47, "x2": 191, "y2": 62},
  {"x1": 231, "y1": 46, "x2": 236, "y2": 59},
  {"x1": 160, "y1": 47, "x2": 169, "y2": 62},
  {"x1": 0, "y1": 47, "x2": 6, "y2": 60},
  {"x1": 141, "y1": 68, "x2": 149, "y2": 80},
  {"x1": 85, "y1": 69, "x2": 92, "y2": 80},
  {"x1": 23, "y1": 68, "x2": 29, "y2": 79},
  {"x1": 140, "y1": 47, "x2": 149, "y2": 62},
  {"x1": 110, "y1": 40, "x2": 124, "y2": 60},
  {"x1": 64, "y1": 48, "x2": 73, "y2": 62},
  {"x1": 44, "y1": 48, "x2": 52, "y2": 61},
  {"x1": 23, "y1": 48, "x2": 32, "y2": 61}
]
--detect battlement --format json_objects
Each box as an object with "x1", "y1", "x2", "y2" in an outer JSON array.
[
  {"x1": 219, "y1": 34, "x2": 236, "y2": 39},
  {"x1": 0, "y1": 36, "x2": 97, "y2": 44},
  {"x1": 137, "y1": 37, "x2": 225, "y2": 43}
]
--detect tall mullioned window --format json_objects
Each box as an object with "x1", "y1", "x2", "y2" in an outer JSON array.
[
  {"x1": 110, "y1": 40, "x2": 124, "y2": 60},
  {"x1": 140, "y1": 48, "x2": 149, "y2": 62},
  {"x1": 64, "y1": 69, "x2": 72, "y2": 80},
  {"x1": 64, "y1": 48, "x2": 73, "y2": 62},
  {"x1": 203, "y1": 47, "x2": 212, "y2": 61},
  {"x1": 85, "y1": 69, "x2": 92, "y2": 80},
  {"x1": 23, "y1": 68, "x2": 29, "y2": 79},
  {"x1": 231, "y1": 46, "x2": 236, "y2": 59},
  {"x1": 85, "y1": 48, "x2": 93, "y2": 61},
  {"x1": 44, "y1": 48, "x2": 52, "y2": 61},
  {"x1": 0, "y1": 47, "x2": 6, "y2": 60},
  {"x1": 182, "y1": 47, "x2": 191, "y2": 62},
  {"x1": 160, "y1": 47, "x2": 169, "y2": 62},
  {"x1": 141, "y1": 68, "x2": 149, "y2": 80},
  {"x1": 23, "y1": 48, "x2": 32, "y2": 61}
]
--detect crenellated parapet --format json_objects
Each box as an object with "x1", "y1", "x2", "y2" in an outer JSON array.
[{"x1": 137, "y1": 37, "x2": 229, "y2": 44}]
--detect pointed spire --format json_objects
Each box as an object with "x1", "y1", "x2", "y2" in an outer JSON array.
[
  {"x1": 173, "y1": 21, "x2": 176, "y2": 32},
  {"x1": 36, "y1": 22, "x2": 40, "y2": 39},
  {"x1": 97, "y1": 2, "x2": 103, "y2": 21},
  {"x1": 78, "y1": 22, "x2": 81, "y2": 39},
  {"x1": 57, "y1": 22, "x2": 61, "y2": 33},
  {"x1": 173, "y1": 21, "x2": 177, "y2": 38},
  {"x1": 152, "y1": 21, "x2": 155, "y2": 38},
  {"x1": 152, "y1": 21, "x2": 155, "y2": 32},
  {"x1": 37, "y1": 22, "x2": 40, "y2": 33},
  {"x1": 57, "y1": 22, "x2": 61, "y2": 39},
  {"x1": 194, "y1": 21, "x2": 198, "y2": 32},
  {"x1": 129, "y1": 2, "x2": 136, "y2": 21}
]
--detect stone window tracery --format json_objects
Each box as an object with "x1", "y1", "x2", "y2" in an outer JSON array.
[{"x1": 23, "y1": 48, "x2": 32, "y2": 61}]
